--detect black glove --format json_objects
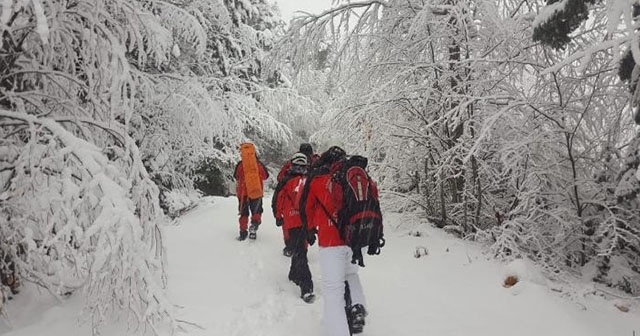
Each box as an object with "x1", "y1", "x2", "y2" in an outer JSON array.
[
  {"x1": 307, "y1": 229, "x2": 317, "y2": 246},
  {"x1": 276, "y1": 218, "x2": 284, "y2": 227},
  {"x1": 367, "y1": 235, "x2": 385, "y2": 255},
  {"x1": 367, "y1": 244, "x2": 379, "y2": 256}
]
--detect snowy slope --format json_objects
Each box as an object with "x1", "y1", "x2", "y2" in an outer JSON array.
[{"x1": 1, "y1": 195, "x2": 638, "y2": 336}]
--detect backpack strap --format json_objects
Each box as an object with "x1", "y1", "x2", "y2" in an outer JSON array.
[
  {"x1": 315, "y1": 195, "x2": 339, "y2": 228},
  {"x1": 300, "y1": 163, "x2": 335, "y2": 230},
  {"x1": 315, "y1": 197, "x2": 365, "y2": 266},
  {"x1": 272, "y1": 174, "x2": 292, "y2": 217}
]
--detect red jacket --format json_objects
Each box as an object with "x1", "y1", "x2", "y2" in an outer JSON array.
[
  {"x1": 276, "y1": 161, "x2": 292, "y2": 182},
  {"x1": 275, "y1": 174, "x2": 307, "y2": 230},
  {"x1": 302, "y1": 169, "x2": 344, "y2": 247},
  {"x1": 234, "y1": 160, "x2": 269, "y2": 199}
]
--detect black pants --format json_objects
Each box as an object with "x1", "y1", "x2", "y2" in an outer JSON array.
[
  {"x1": 238, "y1": 198, "x2": 263, "y2": 232},
  {"x1": 288, "y1": 227, "x2": 313, "y2": 295},
  {"x1": 239, "y1": 197, "x2": 263, "y2": 218}
]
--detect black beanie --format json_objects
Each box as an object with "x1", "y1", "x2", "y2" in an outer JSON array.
[
  {"x1": 299, "y1": 143, "x2": 313, "y2": 157},
  {"x1": 319, "y1": 146, "x2": 346, "y2": 166}
]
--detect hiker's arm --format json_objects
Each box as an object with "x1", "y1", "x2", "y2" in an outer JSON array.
[
  {"x1": 304, "y1": 194, "x2": 319, "y2": 232},
  {"x1": 275, "y1": 187, "x2": 286, "y2": 219},
  {"x1": 259, "y1": 160, "x2": 269, "y2": 179},
  {"x1": 271, "y1": 191, "x2": 279, "y2": 218},
  {"x1": 233, "y1": 161, "x2": 242, "y2": 180},
  {"x1": 300, "y1": 178, "x2": 313, "y2": 231}
]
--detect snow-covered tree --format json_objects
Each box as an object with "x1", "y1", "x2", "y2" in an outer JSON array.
[
  {"x1": 0, "y1": 0, "x2": 199, "y2": 331},
  {"x1": 276, "y1": 0, "x2": 640, "y2": 293},
  {"x1": 0, "y1": 0, "x2": 322, "y2": 331},
  {"x1": 129, "y1": 0, "x2": 290, "y2": 196},
  {"x1": 532, "y1": 0, "x2": 640, "y2": 293}
]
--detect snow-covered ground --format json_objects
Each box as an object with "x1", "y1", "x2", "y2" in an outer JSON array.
[{"x1": 1, "y1": 196, "x2": 638, "y2": 336}]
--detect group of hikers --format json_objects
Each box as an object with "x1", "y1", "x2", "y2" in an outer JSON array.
[{"x1": 233, "y1": 142, "x2": 385, "y2": 336}]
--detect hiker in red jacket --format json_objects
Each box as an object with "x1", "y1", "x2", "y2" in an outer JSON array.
[
  {"x1": 300, "y1": 146, "x2": 368, "y2": 336},
  {"x1": 274, "y1": 143, "x2": 319, "y2": 255},
  {"x1": 233, "y1": 150, "x2": 269, "y2": 241},
  {"x1": 276, "y1": 143, "x2": 319, "y2": 181},
  {"x1": 274, "y1": 152, "x2": 315, "y2": 303}
]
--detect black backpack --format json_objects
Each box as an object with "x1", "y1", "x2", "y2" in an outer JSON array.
[{"x1": 331, "y1": 155, "x2": 385, "y2": 266}]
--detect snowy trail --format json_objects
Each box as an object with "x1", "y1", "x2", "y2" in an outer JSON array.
[
  {"x1": 164, "y1": 196, "x2": 639, "y2": 336},
  {"x1": 1, "y1": 195, "x2": 639, "y2": 336},
  {"x1": 165, "y1": 196, "x2": 324, "y2": 336}
]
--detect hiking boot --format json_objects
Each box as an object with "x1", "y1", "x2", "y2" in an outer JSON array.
[
  {"x1": 301, "y1": 291, "x2": 315, "y2": 303},
  {"x1": 347, "y1": 304, "x2": 367, "y2": 334},
  {"x1": 237, "y1": 230, "x2": 248, "y2": 241},
  {"x1": 301, "y1": 285, "x2": 315, "y2": 303},
  {"x1": 282, "y1": 246, "x2": 293, "y2": 257},
  {"x1": 248, "y1": 223, "x2": 258, "y2": 240}
]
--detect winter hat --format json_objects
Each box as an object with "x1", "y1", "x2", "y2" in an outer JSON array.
[
  {"x1": 291, "y1": 152, "x2": 308, "y2": 166},
  {"x1": 299, "y1": 143, "x2": 313, "y2": 157},
  {"x1": 319, "y1": 146, "x2": 346, "y2": 166}
]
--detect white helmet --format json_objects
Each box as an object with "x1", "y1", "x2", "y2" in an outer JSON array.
[{"x1": 291, "y1": 152, "x2": 308, "y2": 166}]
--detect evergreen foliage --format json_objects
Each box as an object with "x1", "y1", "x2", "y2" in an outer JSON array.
[
  {"x1": 193, "y1": 157, "x2": 230, "y2": 196},
  {"x1": 532, "y1": 0, "x2": 597, "y2": 50}
]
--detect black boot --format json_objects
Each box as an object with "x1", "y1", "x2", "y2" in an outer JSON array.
[
  {"x1": 301, "y1": 290, "x2": 315, "y2": 303},
  {"x1": 237, "y1": 230, "x2": 248, "y2": 241},
  {"x1": 282, "y1": 246, "x2": 293, "y2": 257},
  {"x1": 347, "y1": 304, "x2": 367, "y2": 334},
  {"x1": 248, "y1": 223, "x2": 258, "y2": 239},
  {"x1": 300, "y1": 282, "x2": 315, "y2": 303}
]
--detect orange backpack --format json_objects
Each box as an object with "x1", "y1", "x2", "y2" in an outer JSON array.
[{"x1": 240, "y1": 143, "x2": 263, "y2": 199}]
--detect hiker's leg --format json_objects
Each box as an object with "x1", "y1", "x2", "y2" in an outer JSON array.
[
  {"x1": 249, "y1": 198, "x2": 263, "y2": 226},
  {"x1": 345, "y1": 248, "x2": 366, "y2": 308},
  {"x1": 319, "y1": 246, "x2": 350, "y2": 336},
  {"x1": 289, "y1": 228, "x2": 313, "y2": 294},
  {"x1": 238, "y1": 197, "x2": 249, "y2": 233}
]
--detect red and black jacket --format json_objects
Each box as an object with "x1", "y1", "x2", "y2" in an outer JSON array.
[{"x1": 274, "y1": 172, "x2": 307, "y2": 230}]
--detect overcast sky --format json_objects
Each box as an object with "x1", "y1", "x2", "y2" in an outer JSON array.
[{"x1": 271, "y1": 0, "x2": 334, "y2": 22}]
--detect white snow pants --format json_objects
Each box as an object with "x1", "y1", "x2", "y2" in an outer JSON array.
[{"x1": 318, "y1": 246, "x2": 366, "y2": 336}]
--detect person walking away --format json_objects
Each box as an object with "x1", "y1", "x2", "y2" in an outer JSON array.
[
  {"x1": 301, "y1": 146, "x2": 378, "y2": 335},
  {"x1": 276, "y1": 143, "x2": 319, "y2": 181},
  {"x1": 234, "y1": 142, "x2": 269, "y2": 240},
  {"x1": 298, "y1": 142, "x2": 320, "y2": 167},
  {"x1": 274, "y1": 152, "x2": 316, "y2": 303},
  {"x1": 274, "y1": 143, "x2": 319, "y2": 256}
]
